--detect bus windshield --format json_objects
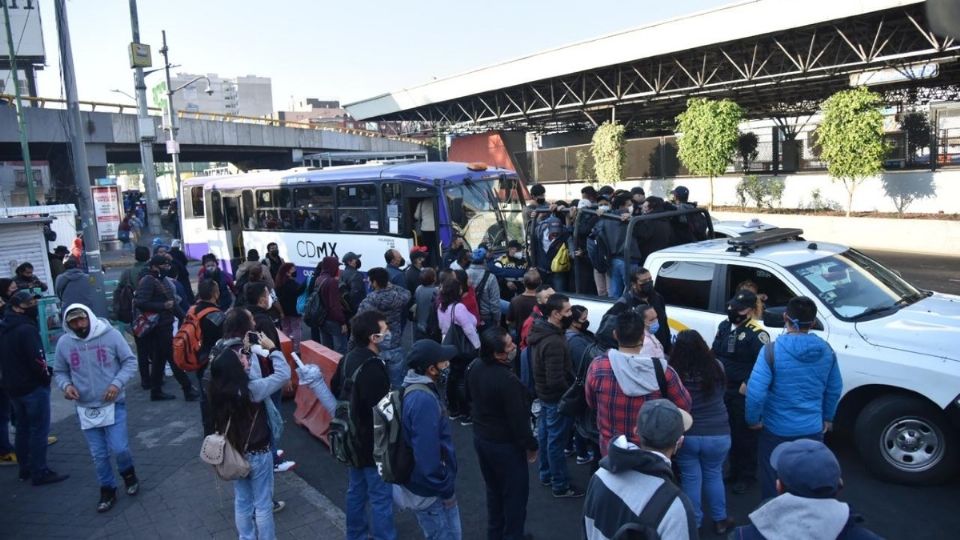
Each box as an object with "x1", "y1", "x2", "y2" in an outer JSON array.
[{"x1": 444, "y1": 176, "x2": 525, "y2": 250}]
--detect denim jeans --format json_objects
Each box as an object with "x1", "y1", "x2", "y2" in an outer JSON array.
[
  {"x1": 474, "y1": 437, "x2": 530, "y2": 540},
  {"x1": 380, "y1": 348, "x2": 406, "y2": 390},
  {"x1": 608, "y1": 258, "x2": 627, "y2": 299},
  {"x1": 413, "y1": 497, "x2": 462, "y2": 540},
  {"x1": 676, "y1": 434, "x2": 732, "y2": 526},
  {"x1": 0, "y1": 387, "x2": 13, "y2": 454},
  {"x1": 346, "y1": 466, "x2": 397, "y2": 540},
  {"x1": 234, "y1": 450, "x2": 275, "y2": 540},
  {"x1": 81, "y1": 401, "x2": 134, "y2": 488},
  {"x1": 537, "y1": 401, "x2": 572, "y2": 493},
  {"x1": 758, "y1": 429, "x2": 822, "y2": 501},
  {"x1": 319, "y1": 319, "x2": 347, "y2": 354},
  {"x1": 11, "y1": 386, "x2": 51, "y2": 480}
]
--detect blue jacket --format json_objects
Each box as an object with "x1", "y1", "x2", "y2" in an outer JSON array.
[
  {"x1": 401, "y1": 372, "x2": 457, "y2": 499},
  {"x1": 745, "y1": 333, "x2": 842, "y2": 436}
]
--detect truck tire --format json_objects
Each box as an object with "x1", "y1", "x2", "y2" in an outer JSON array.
[{"x1": 854, "y1": 394, "x2": 959, "y2": 485}]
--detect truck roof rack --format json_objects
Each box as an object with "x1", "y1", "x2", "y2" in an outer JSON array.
[{"x1": 726, "y1": 227, "x2": 804, "y2": 256}]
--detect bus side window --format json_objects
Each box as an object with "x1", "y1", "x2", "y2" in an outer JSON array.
[
  {"x1": 255, "y1": 188, "x2": 293, "y2": 231},
  {"x1": 241, "y1": 190, "x2": 256, "y2": 230},
  {"x1": 337, "y1": 184, "x2": 379, "y2": 233},
  {"x1": 189, "y1": 186, "x2": 204, "y2": 218},
  {"x1": 293, "y1": 186, "x2": 335, "y2": 232},
  {"x1": 208, "y1": 190, "x2": 223, "y2": 229},
  {"x1": 382, "y1": 183, "x2": 403, "y2": 235}
]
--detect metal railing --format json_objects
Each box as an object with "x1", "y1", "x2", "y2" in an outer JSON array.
[{"x1": 0, "y1": 94, "x2": 425, "y2": 145}]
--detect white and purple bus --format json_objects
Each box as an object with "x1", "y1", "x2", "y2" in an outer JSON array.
[{"x1": 200, "y1": 161, "x2": 528, "y2": 279}]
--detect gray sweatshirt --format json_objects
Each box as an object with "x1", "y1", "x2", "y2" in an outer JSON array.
[{"x1": 52, "y1": 303, "x2": 138, "y2": 408}]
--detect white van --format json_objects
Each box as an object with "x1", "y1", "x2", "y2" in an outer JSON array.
[{"x1": 568, "y1": 228, "x2": 960, "y2": 485}]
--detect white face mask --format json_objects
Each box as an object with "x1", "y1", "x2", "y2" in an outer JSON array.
[{"x1": 266, "y1": 295, "x2": 274, "y2": 309}]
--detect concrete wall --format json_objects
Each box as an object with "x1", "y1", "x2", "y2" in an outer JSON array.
[{"x1": 541, "y1": 169, "x2": 960, "y2": 215}]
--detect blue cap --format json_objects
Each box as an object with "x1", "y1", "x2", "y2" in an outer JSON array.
[
  {"x1": 471, "y1": 247, "x2": 488, "y2": 263},
  {"x1": 770, "y1": 439, "x2": 841, "y2": 498}
]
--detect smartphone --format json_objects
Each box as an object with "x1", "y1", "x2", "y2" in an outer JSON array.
[
  {"x1": 246, "y1": 331, "x2": 261, "y2": 345},
  {"x1": 291, "y1": 353, "x2": 305, "y2": 369}
]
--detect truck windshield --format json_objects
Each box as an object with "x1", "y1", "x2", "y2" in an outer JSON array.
[
  {"x1": 787, "y1": 249, "x2": 924, "y2": 321},
  {"x1": 444, "y1": 176, "x2": 525, "y2": 250}
]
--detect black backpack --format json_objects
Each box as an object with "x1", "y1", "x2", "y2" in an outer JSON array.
[
  {"x1": 372, "y1": 383, "x2": 433, "y2": 484},
  {"x1": 328, "y1": 357, "x2": 376, "y2": 467},
  {"x1": 113, "y1": 281, "x2": 135, "y2": 324},
  {"x1": 303, "y1": 276, "x2": 329, "y2": 327}
]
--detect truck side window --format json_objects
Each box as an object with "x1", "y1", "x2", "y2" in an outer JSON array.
[
  {"x1": 726, "y1": 264, "x2": 796, "y2": 310},
  {"x1": 655, "y1": 261, "x2": 715, "y2": 311}
]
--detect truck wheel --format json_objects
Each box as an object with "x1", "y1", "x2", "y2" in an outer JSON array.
[{"x1": 854, "y1": 394, "x2": 958, "y2": 485}]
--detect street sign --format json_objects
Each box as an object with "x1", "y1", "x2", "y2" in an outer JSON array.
[
  {"x1": 166, "y1": 140, "x2": 180, "y2": 155},
  {"x1": 129, "y1": 42, "x2": 152, "y2": 68}
]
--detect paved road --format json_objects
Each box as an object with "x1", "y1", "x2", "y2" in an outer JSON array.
[{"x1": 861, "y1": 249, "x2": 960, "y2": 296}]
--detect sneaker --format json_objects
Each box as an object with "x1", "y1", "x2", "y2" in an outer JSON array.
[
  {"x1": 121, "y1": 468, "x2": 139, "y2": 496},
  {"x1": 459, "y1": 416, "x2": 473, "y2": 426},
  {"x1": 564, "y1": 447, "x2": 576, "y2": 458},
  {"x1": 276, "y1": 449, "x2": 285, "y2": 459},
  {"x1": 274, "y1": 460, "x2": 296, "y2": 473},
  {"x1": 714, "y1": 517, "x2": 736, "y2": 535},
  {"x1": 97, "y1": 487, "x2": 117, "y2": 513},
  {"x1": 32, "y1": 469, "x2": 69, "y2": 486},
  {"x1": 448, "y1": 412, "x2": 463, "y2": 421},
  {"x1": 47, "y1": 435, "x2": 58, "y2": 446},
  {"x1": 0, "y1": 452, "x2": 17, "y2": 466},
  {"x1": 553, "y1": 486, "x2": 585, "y2": 498},
  {"x1": 539, "y1": 477, "x2": 552, "y2": 487},
  {"x1": 150, "y1": 391, "x2": 176, "y2": 401},
  {"x1": 576, "y1": 452, "x2": 597, "y2": 466},
  {"x1": 164, "y1": 365, "x2": 173, "y2": 377},
  {"x1": 272, "y1": 500, "x2": 286, "y2": 513},
  {"x1": 183, "y1": 388, "x2": 200, "y2": 402}
]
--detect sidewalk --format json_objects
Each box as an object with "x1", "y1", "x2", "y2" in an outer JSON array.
[{"x1": 0, "y1": 372, "x2": 346, "y2": 539}]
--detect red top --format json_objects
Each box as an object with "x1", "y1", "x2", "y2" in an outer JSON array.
[
  {"x1": 519, "y1": 305, "x2": 542, "y2": 349},
  {"x1": 461, "y1": 287, "x2": 481, "y2": 323}
]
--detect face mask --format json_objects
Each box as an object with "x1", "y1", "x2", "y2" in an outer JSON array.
[
  {"x1": 269, "y1": 249, "x2": 278, "y2": 256},
  {"x1": 354, "y1": 261, "x2": 362, "y2": 270},
  {"x1": 158, "y1": 268, "x2": 170, "y2": 278},
  {"x1": 579, "y1": 320, "x2": 590, "y2": 331},
  {"x1": 24, "y1": 305, "x2": 39, "y2": 320},
  {"x1": 727, "y1": 307, "x2": 748, "y2": 325},
  {"x1": 205, "y1": 266, "x2": 218, "y2": 275},
  {"x1": 74, "y1": 325, "x2": 90, "y2": 338},
  {"x1": 380, "y1": 330, "x2": 392, "y2": 344},
  {"x1": 637, "y1": 282, "x2": 654, "y2": 296},
  {"x1": 266, "y1": 295, "x2": 275, "y2": 309},
  {"x1": 536, "y1": 197, "x2": 546, "y2": 205},
  {"x1": 507, "y1": 348, "x2": 518, "y2": 363},
  {"x1": 648, "y1": 321, "x2": 660, "y2": 334},
  {"x1": 437, "y1": 366, "x2": 450, "y2": 386},
  {"x1": 561, "y1": 315, "x2": 575, "y2": 329},
  {"x1": 398, "y1": 258, "x2": 406, "y2": 267}
]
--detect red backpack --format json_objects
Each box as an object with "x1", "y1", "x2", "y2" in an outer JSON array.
[{"x1": 173, "y1": 305, "x2": 221, "y2": 372}]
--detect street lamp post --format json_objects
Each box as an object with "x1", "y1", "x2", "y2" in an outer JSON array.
[
  {"x1": 159, "y1": 30, "x2": 211, "y2": 241},
  {"x1": 127, "y1": 0, "x2": 162, "y2": 234}
]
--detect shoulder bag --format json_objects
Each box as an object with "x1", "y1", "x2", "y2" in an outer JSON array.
[{"x1": 199, "y1": 409, "x2": 260, "y2": 481}]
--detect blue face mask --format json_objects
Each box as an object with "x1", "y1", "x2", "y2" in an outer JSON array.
[{"x1": 649, "y1": 321, "x2": 660, "y2": 334}]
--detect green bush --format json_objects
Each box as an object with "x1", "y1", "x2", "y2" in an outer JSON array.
[
  {"x1": 591, "y1": 122, "x2": 626, "y2": 185},
  {"x1": 735, "y1": 175, "x2": 785, "y2": 209}
]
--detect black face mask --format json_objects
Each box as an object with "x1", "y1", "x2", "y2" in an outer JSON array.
[
  {"x1": 74, "y1": 325, "x2": 91, "y2": 338},
  {"x1": 637, "y1": 282, "x2": 654, "y2": 296},
  {"x1": 727, "y1": 306, "x2": 748, "y2": 325},
  {"x1": 398, "y1": 258, "x2": 406, "y2": 267},
  {"x1": 536, "y1": 197, "x2": 546, "y2": 205},
  {"x1": 579, "y1": 320, "x2": 590, "y2": 331},
  {"x1": 561, "y1": 315, "x2": 575, "y2": 329}
]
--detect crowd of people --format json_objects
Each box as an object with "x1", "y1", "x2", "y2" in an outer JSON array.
[{"x1": 0, "y1": 185, "x2": 880, "y2": 540}]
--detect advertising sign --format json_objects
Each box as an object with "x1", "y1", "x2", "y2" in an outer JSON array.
[
  {"x1": 92, "y1": 186, "x2": 122, "y2": 241},
  {"x1": 0, "y1": 1, "x2": 45, "y2": 60}
]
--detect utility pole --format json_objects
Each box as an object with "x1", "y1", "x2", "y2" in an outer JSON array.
[
  {"x1": 2, "y1": 0, "x2": 37, "y2": 205},
  {"x1": 53, "y1": 0, "x2": 105, "y2": 287},
  {"x1": 159, "y1": 30, "x2": 183, "y2": 238},
  {"x1": 128, "y1": 0, "x2": 161, "y2": 233}
]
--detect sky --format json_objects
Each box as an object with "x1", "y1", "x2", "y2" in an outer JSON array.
[{"x1": 27, "y1": 0, "x2": 730, "y2": 113}]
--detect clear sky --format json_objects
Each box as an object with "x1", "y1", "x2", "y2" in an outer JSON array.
[{"x1": 30, "y1": 0, "x2": 730, "y2": 112}]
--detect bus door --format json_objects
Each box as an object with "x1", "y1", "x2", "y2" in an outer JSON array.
[
  {"x1": 401, "y1": 183, "x2": 440, "y2": 266},
  {"x1": 221, "y1": 193, "x2": 246, "y2": 265}
]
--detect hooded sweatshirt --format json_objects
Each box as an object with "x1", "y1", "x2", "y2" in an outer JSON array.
[
  {"x1": 401, "y1": 371, "x2": 457, "y2": 500},
  {"x1": 315, "y1": 256, "x2": 347, "y2": 325},
  {"x1": 585, "y1": 350, "x2": 692, "y2": 456},
  {"x1": 733, "y1": 493, "x2": 881, "y2": 540},
  {"x1": 55, "y1": 267, "x2": 109, "y2": 318},
  {"x1": 0, "y1": 308, "x2": 49, "y2": 397},
  {"x1": 52, "y1": 303, "x2": 138, "y2": 408},
  {"x1": 745, "y1": 334, "x2": 843, "y2": 436},
  {"x1": 583, "y1": 435, "x2": 697, "y2": 540}
]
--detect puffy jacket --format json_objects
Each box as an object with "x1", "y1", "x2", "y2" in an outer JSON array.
[
  {"x1": 593, "y1": 209, "x2": 635, "y2": 259},
  {"x1": 745, "y1": 334, "x2": 842, "y2": 436},
  {"x1": 528, "y1": 318, "x2": 573, "y2": 403},
  {"x1": 0, "y1": 309, "x2": 49, "y2": 397},
  {"x1": 356, "y1": 284, "x2": 410, "y2": 350},
  {"x1": 339, "y1": 266, "x2": 365, "y2": 314},
  {"x1": 197, "y1": 267, "x2": 234, "y2": 310},
  {"x1": 134, "y1": 271, "x2": 176, "y2": 330},
  {"x1": 634, "y1": 214, "x2": 673, "y2": 265},
  {"x1": 55, "y1": 268, "x2": 108, "y2": 318},
  {"x1": 465, "y1": 265, "x2": 501, "y2": 322}
]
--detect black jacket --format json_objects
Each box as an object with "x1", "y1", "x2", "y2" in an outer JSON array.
[
  {"x1": 134, "y1": 271, "x2": 176, "y2": 330},
  {"x1": 466, "y1": 358, "x2": 538, "y2": 451},
  {"x1": 248, "y1": 304, "x2": 281, "y2": 376},
  {"x1": 0, "y1": 309, "x2": 50, "y2": 397},
  {"x1": 597, "y1": 289, "x2": 672, "y2": 355},
  {"x1": 528, "y1": 318, "x2": 574, "y2": 403},
  {"x1": 634, "y1": 215, "x2": 674, "y2": 265},
  {"x1": 192, "y1": 301, "x2": 225, "y2": 364},
  {"x1": 276, "y1": 279, "x2": 305, "y2": 317},
  {"x1": 331, "y1": 347, "x2": 391, "y2": 468}
]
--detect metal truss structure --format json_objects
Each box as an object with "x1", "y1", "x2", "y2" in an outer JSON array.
[{"x1": 372, "y1": 3, "x2": 960, "y2": 134}]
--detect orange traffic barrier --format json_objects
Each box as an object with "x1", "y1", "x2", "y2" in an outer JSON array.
[
  {"x1": 277, "y1": 330, "x2": 297, "y2": 398},
  {"x1": 293, "y1": 340, "x2": 342, "y2": 445}
]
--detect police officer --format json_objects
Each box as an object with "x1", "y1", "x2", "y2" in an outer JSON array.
[{"x1": 713, "y1": 289, "x2": 769, "y2": 494}]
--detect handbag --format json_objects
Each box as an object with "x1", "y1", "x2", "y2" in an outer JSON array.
[
  {"x1": 131, "y1": 311, "x2": 159, "y2": 338},
  {"x1": 295, "y1": 284, "x2": 311, "y2": 315},
  {"x1": 559, "y1": 342, "x2": 599, "y2": 417},
  {"x1": 440, "y1": 303, "x2": 477, "y2": 359},
  {"x1": 199, "y1": 410, "x2": 260, "y2": 481},
  {"x1": 76, "y1": 403, "x2": 117, "y2": 430}
]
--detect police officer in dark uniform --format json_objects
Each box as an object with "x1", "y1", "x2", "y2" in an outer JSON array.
[{"x1": 713, "y1": 289, "x2": 770, "y2": 494}]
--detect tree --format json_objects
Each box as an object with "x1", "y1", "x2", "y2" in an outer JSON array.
[
  {"x1": 899, "y1": 111, "x2": 931, "y2": 165},
  {"x1": 737, "y1": 131, "x2": 759, "y2": 171},
  {"x1": 816, "y1": 87, "x2": 887, "y2": 217},
  {"x1": 676, "y1": 98, "x2": 743, "y2": 209},
  {"x1": 591, "y1": 121, "x2": 626, "y2": 185},
  {"x1": 575, "y1": 148, "x2": 595, "y2": 183},
  {"x1": 882, "y1": 175, "x2": 936, "y2": 217}
]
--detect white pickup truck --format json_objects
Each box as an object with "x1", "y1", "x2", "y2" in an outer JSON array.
[{"x1": 568, "y1": 228, "x2": 960, "y2": 485}]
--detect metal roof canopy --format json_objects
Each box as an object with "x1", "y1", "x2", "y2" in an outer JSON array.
[
  {"x1": 302, "y1": 150, "x2": 429, "y2": 166},
  {"x1": 346, "y1": 0, "x2": 960, "y2": 131}
]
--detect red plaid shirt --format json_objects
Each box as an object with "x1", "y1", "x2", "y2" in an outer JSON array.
[{"x1": 585, "y1": 354, "x2": 692, "y2": 456}]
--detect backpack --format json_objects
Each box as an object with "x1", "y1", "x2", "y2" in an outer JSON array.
[
  {"x1": 550, "y1": 241, "x2": 572, "y2": 273},
  {"x1": 338, "y1": 280, "x2": 355, "y2": 318},
  {"x1": 302, "y1": 276, "x2": 329, "y2": 327},
  {"x1": 328, "y1": 356, "x2": 377, "y2": 467},
  {"x1": 372, "y1": 383, "x2": 432, "y2": 484},
  {"x1": 113, "y1": 281, "x2": 135, "y2": 324},
  {"x1": 424, "y1": 293, "x2": 442, "y2": 343},
  {"x1": 172, "y1": 305, "x2": 221, "y2": 372},
  {"x1": 607, "y1": 480, "x2": 683, "y2": 540},
  {"x1": 679, "y1": 202, "x2": 709, "y2": 241},
  {"x1": 586, "y1": 229, "x2": 610, "y2": 274}
]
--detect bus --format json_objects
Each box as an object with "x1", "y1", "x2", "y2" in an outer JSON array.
[{"x1": 200, "y1": 161, "x2": 528, "y2": 279}]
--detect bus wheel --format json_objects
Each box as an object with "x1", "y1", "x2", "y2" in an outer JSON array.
[{"x1": 854, "y1": 394, "x2": 958, "y2": 485}]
